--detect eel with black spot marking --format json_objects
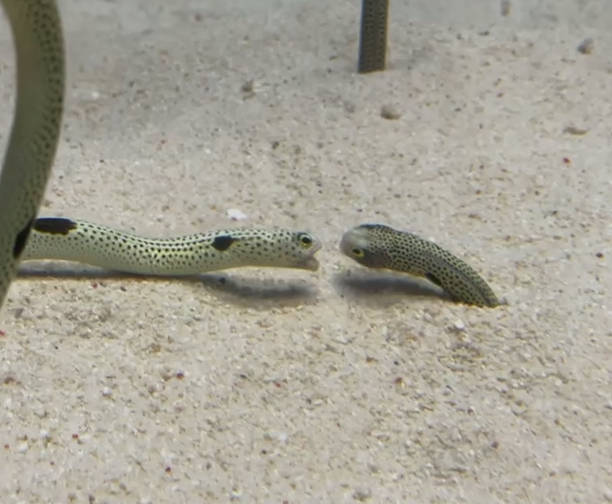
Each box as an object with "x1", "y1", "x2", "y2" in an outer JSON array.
[
  {"x1": 22, "y1": 218, "x2": 321, "y2": 274},
  {"x1": 211, "y1": 234, "x2": 236, "y2": 252},
  {"x1": 0, "y1": 0, "x2": 321, "y2": 308},
  {"x1": 340, "y1": 224, "x2": 499, "y2": 307}
]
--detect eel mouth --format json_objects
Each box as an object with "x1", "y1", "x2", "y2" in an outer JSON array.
[
  {"x1": 301, "y1": 256, "x2": 320, "y2": 271},
  {"x1": 300, "y1": 241, "x2": 322, "y2": 271},
  {"x1": 339, "y1": 233, "x2": 353, "y2": 256}
]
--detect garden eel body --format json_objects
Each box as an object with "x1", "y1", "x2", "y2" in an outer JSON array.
[
  {"x1": 358, "y1": 0, "x2": 389, "y2": 73},
  {"x1": 0, "y1": 1, "x2": 320, "y2": 307},
  {"x1": 0, "y1": 0, "x2": 64, "y2": 307},
  {"x1": 340, "y1": 224, "x2": 499, "y2": 307},
  {"x1": 23, "y1": 218, "x2": 320, "y2": 274}
]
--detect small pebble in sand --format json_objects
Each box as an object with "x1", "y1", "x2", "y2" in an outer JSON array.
[
  {"x1": 453, "y1": 319, "x2": 466, "y2": 331},
  {"x1": 577, "y1": 38, "x2": 594, "y2": 54},
  {"x1": 563, "y1": 125, "x2": 588, "y2": 135},
  {"x1": 227, "y1": 208, "x2": 247, "y2": 221},
  {"x1": 380, "y1": 104, "x2": 401, "y2": 120},
  {"x1": 240, "y1": 79, "x2": 255, "y2": 98},
  {"x1": 241, "y1": 79, "x2": 253, "y2": 92},
  {"x1": 353, "y1": 488, "x2": 372, "y2": 501}
]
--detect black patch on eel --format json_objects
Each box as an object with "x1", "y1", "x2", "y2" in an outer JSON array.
[
  {"x1": 13, "y1": 217, "x2": 34, "y2": 258},
  {"x1": 212, "y1": 235, "x2": 236, "y2": 251},
  {"x1": 426, "y1": 272, "x2": 442, "y2": 287},
  {"x1": 33, "y1": 217, "x2": 78, "y2": 235}
]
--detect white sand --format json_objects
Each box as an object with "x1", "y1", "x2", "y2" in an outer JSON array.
[{"x1": 0, "y1": 0, "x2": 610, "y2": 502}]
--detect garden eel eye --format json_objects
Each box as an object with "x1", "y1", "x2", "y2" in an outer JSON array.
[
  {"x1": 298, "y1": 232, "x2": 313, "y2": 248},
  {"x1": 352, "y1": 248, "x2": 365, "y2": 258}
]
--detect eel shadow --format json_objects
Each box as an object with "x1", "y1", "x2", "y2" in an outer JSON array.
[
  {"x1": 18, "y1": 262, "x2": 318, "y2": 308},
  {"x1": 198, "y1": 274, "x2": 318, "y2": 308},
  {"x1": 332, "y1": 269, "x2": 450, "y2": 307}
]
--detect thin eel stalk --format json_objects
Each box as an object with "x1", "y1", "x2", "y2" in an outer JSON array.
[{"x1": 358, "y1": 0, "x2": 389, "y2": 73}]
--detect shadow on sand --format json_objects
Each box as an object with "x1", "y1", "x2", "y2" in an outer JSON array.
[
  {"x1": 332, "y1": 269, "x2": 450, "y2": 307},
  {"x1": 18, "y1": 262, "x2": 318, "y2": 308}
]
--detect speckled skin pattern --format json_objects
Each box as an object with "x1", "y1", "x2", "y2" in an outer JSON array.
[
  {"x1": 358, "y1": 0, "x2": 389, "y2": 73},
  {"x1": 340, "y1": 224, "x2": 499, "y2": 307},
  {"x1": 0, "y1": 0, "x2": 64, "y2": 307},
  {"x1": 23, "y1": 218, "x2": 321, "y2": 274}
]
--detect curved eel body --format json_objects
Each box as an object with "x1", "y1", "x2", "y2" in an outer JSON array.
[
  {"x1": 0, "y1": 0, "x2": 64, "y2": 306},
  {"x1": 340, "y1": 224, "x2": 499, "y2": 307},
  {"x1": 22, "y1": 218, "x2": 321, "y2": 274}
]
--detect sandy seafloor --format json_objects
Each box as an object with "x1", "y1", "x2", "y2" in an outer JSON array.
[{"x1": 0, "y1": 0, "x2": 610, "y2": 502}]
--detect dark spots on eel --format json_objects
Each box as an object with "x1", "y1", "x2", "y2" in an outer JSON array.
[
  {"x1": 212, "y1": 235, "x2": 236, "y2": 251},
  {"x1": 33, "y1": 217, "x2": 77, "y2": 235},
  {"x1": 13, "y1": 217, "x2": 34, "y2": 258}
]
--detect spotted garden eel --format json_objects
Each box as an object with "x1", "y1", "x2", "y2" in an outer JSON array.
[
  {"x1": 0, "y1": 1, "x2": 319, "y2": 308},
  {"x1": 22, "y1": 218, "x2": 320, "y2": 274},
  {"x1": 340, "y1": 224, "x2": 499, "y2": 307}
]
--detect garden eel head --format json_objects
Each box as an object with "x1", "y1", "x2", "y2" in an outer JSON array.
[
  {"x1": 255, "y1": 229, "x2": 321, "y2": 271},
  {"x1": 340, "y1": 223, "x2": 500, "y2": 307},
  {"x1": 339, "y1": 224, "x2": 393, "y2": 269}
]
